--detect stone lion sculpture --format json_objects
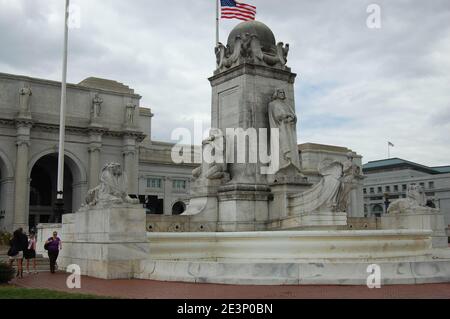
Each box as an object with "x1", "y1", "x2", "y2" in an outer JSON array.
[
  {"x1": 85, "y1": 162, "x2": 139, "y2": 206},
  {"x1": 387, "y1": 184, "x2": 435, "y2": 214},
  {"x1": 191, "y1": 129, "x2": 229, "y2": 182}
]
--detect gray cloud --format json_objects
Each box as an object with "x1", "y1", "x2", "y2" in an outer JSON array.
[{"x1": 1, "y1": 0, "x2": 449, "y2": 166}]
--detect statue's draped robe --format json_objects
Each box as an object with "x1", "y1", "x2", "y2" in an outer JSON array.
[
  {"x1": 268, "y1": 98, "x2": 301, "y2": 172},
  {"x1": 336, "y1": 160, "x2": 360, "y2": 211}
]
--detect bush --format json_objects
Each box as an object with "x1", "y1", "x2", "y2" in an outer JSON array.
[
  {"x1": 0, "y1": 262, "x2": 15, "y2": 284},
  {"x1": 0, "y1": 231, "x2": 12, "y2": 246}
]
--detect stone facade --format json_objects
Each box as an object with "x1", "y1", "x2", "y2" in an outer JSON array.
[{"x1": 0, "y1": 72, "x2": 193, "y2": 232}]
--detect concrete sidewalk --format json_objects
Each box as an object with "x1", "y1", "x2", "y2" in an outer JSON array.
[{"x1": 10, "y1": 272, "x2": 450, "y2": 299}]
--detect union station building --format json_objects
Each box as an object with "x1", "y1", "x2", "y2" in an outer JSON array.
[{"x1": 0, "y1": 72, "x2": 195, "y2": 232}]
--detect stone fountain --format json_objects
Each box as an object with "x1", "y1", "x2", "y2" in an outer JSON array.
[{"x1": 58, "y1": 21, "x2": 450, "y2": 284}]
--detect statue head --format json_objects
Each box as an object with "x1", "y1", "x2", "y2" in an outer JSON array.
[
  {"x1": 93, "y1": 93, "x2": 103, "y2": 103},
  {"x1": 346, "y1": 152, "x2": 354, "y2": 160},
  {"x1": 272, "y1": 88, "x2": 286, "y2": 101},
  {"x1": 126, "y1": 102, "x2": 136, "y2": 110},
  {"x1": 19, "y1": 86, "x2": 32, "y2": 95}
]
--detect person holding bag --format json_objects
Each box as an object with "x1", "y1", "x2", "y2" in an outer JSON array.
[
  {"x1": 45, "y1": 231, "x2": 62, "y2": 274},
  {"x1": 7, "y1": 228, "x2": 28, "y2": 278}
]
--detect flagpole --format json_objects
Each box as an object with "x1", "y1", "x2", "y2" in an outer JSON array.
[
  {"x1": 387, "y1": 142, "x2": 390, "y2": 159},
  {"x1": 216, "y1": 0, "x2": 219, "y2": 45},
  {"x1": 56, "y1": 0, "x2": 70, "y2": 222}
]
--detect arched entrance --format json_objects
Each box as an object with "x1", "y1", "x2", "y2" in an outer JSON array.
[
  {"x1": 0, "y1": 150, "x2": 13, "y2": 231},
  {"x1": 28, "y1": 153, "x2": 84, "y2": 230},
  {"x1": 172, "y1": 201, "x2": 186, "y2": 215},
  {"x1": 371, "y1": 204, "x2": 383, "y2": 217}
]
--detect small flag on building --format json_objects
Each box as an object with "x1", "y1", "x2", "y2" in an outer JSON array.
[
  {"x1": 220, "y1": 0, "x2": 256, "y2": 21},
  {"x1": 388, "y1": 141, "x2": 394, "y2": 147}
]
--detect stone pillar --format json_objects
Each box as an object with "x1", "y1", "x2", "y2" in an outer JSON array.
[
  {"x1": 0, "y1": 177, "x2": 15, "y2": 231},
  {"x1": 71, "y1": 181, "x2": 86, "y2": 213},
  {"x1": 13, "y1": 121, "x2": 32, "y2": 230},
  {"x1": 88, "y1": 132, "x2": 102, "y2": 189},
  {"x1": 348, "y1": 155, "x2": 365, "y2": 217},
  {"x1": 122, "y1": 134, "x2": 138, "y2": 195},
  {"x1": 163, "y1": 176, "x2": 172, "y2": 215}
]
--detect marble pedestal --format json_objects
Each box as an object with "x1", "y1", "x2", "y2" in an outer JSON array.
[
  {"x1": 217, "y1": 184, "x2": 271, "y2": 231},
  {"x1": 60, "y1": 204, "x2": 149, "y2": 279},
  {"x1": 381, "y1": 211, "x2": 448, "y2": 248}
]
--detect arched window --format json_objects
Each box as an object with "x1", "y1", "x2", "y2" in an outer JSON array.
[{"x1": 172, "y1": 201, "x2": 186, "y2": 215}]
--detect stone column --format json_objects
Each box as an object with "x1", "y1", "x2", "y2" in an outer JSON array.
[
  {"x1": 88, "y1": 132, "x2": 103, "y2": 189},
  {"x1": 163, "y1": 176, "x2": 172, "y2": 215},
  {"x1": 122, "y1": 134, "x2": 138, "y2": 195},
  {"x1": 88, "y1": 146, "x2": 101, "y2": 189},
  {"x1": 71, "y1": 181, "x2": 87, "y2": 213},
  {"x1": 13, "y1": 121, "x2": 32, "y2": 230},
  {"x1": 0, "y1": 177, "x2": 15, "y2": 231}
]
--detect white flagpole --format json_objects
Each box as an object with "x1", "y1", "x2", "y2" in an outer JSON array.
[
  {"x1": 216, "y1": 0, "x2": 220, "y2": 45},
  {"x1": 56, "y1": 0, "x2": 70, "y2": 218}
]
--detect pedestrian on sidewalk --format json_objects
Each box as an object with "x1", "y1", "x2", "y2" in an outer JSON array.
[
  {"x1": 7, "y1": 228, "x2": 28, "y2": 279},
  {"x1": 45, "y1": 231, "x2": 62, "y2": 274},
  {"x1": 24, "y1": 231, "x2": 37, "y2": 274}
]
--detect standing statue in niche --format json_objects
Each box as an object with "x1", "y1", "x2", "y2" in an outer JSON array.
[
  {"x1": 335, "y1": 152, "x2": 363, "y2": 212},
  {"x1": 91, "y1": 93, "x2": 103, "y2": 121},
  {"x1": 19, "y1": 86, "x2": 32, "y2": 115},
  {"x1": 125, "y1": 102, "x2": 136, "y2": 125},
  {"x1": 268, "y1": 88, "x2": 301, "y2": 174}
]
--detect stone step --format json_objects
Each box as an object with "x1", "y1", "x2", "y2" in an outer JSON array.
[
  {"x1": 0, "y1": 253, "x2": 50, "y2": 270},
  {"x1": 1, "y1": 261, "x2": 51, "y2": 269},
  {"x1": 1, "y1": 254, "x2": 55, "y2": 272}
]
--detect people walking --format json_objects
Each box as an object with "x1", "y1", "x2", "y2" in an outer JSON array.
[
  {"x1": 24, "y1": 231, "x2": 37, "y2": 274},
  {"x1": 7, "y1": 228, "x2": 29, "y2": 278},
  {"x1": 45, "y1": 231, "x2": 62, "y2": 274}
]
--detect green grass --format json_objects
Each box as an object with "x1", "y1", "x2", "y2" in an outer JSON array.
[{"x1": 0, "y1": 285, "x2": 113, "y2": 299}]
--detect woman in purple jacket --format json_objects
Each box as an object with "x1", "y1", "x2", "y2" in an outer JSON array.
[{"x1": 45, "y1": 231, "x2": 62, "y2": 273}]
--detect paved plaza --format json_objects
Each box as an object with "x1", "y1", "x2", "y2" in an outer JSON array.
[{"x1": 11, "y1": 272, "x2": 450, "y2": 299}]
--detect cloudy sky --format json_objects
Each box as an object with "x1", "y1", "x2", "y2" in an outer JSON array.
[{"x1": 1, "y1": 0, "x2": 449, "y2": 166}]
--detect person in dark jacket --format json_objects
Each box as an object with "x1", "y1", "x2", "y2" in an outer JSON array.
[
  {"x1": 45, "y1": 231, "x2": 62, "y2": 274},
  {"x1": 8, "y1": 228, "x2": 29, "y2": 278}
]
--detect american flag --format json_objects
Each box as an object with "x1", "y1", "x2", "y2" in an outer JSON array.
[{"x1": 220, "y1": 0, "x2": 256, "y2": 21}]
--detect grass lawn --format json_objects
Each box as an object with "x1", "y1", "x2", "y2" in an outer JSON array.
[{"x1": 0, "y1": 285, "x2": 112, "y2": 299}]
